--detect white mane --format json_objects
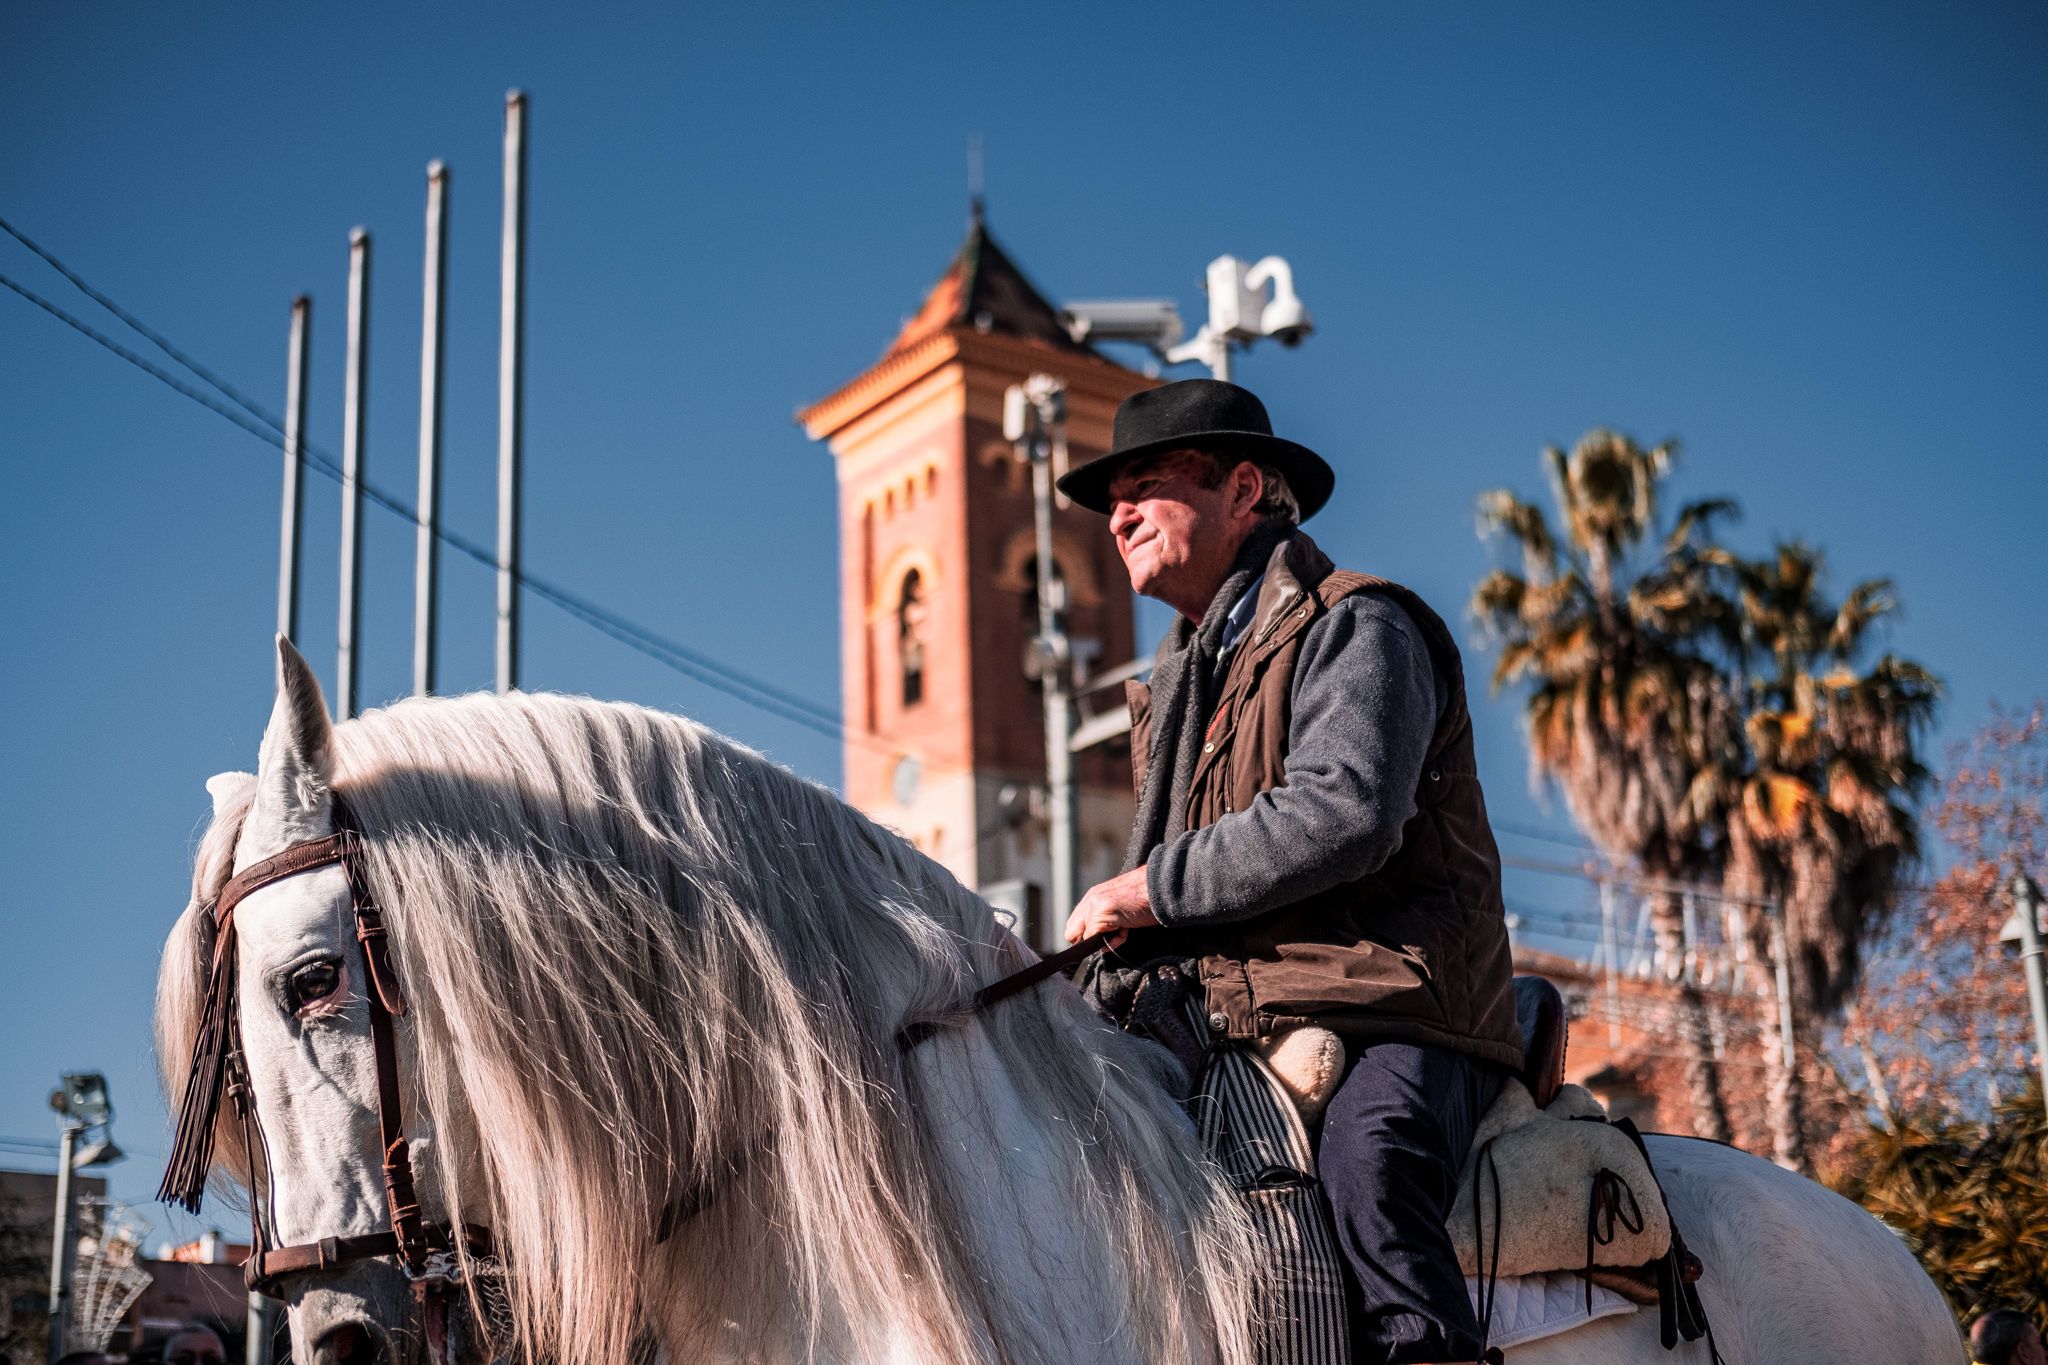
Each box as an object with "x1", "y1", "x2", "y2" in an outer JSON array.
[{"x1": 159, "y1": 690, "x2": 1257, "y2": 1365}]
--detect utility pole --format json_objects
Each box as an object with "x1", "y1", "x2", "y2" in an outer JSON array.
[
  {"x1": 276, "y1": 297, "x2": 310, "y2": 643},
  {"x1": 1769, "y1": 910, "x2": 1797, "y2": 1076},
  {"x1": 414, "y1": 161, "x2": 449, "y2": 697},
  {"x1": 337, "y1": 228, "x2": 370, "y2": 720},
  {"x1": 1006, "y1": 376, "x2": 1079, "y2": 935},
  {"x1": 2007, "y1": 872, "x2": 2048, "y2": 1120},
  {"x1": 496, "y1": 90, "x2": 528, "y2": 694}
]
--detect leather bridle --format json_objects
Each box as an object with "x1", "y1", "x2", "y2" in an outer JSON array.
[
  {"x1": 158, "y1": 808, "x2": 491, "y2": 1308},
  {"x1": 159, "y1": 799, "x2": 1106, "y2": 1306}
]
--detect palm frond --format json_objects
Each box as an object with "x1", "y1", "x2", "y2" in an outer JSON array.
[{"x1": 1664, "y1": 497, "x2": 1740, "y2": 555}]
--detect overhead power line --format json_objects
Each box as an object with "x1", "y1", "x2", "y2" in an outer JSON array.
[
  {"x1": 0, "y1": 214, "x2": 281, "y2": 432},
  {"x1": 0, "y1": 235, "x2": 936, "y2": 761}
]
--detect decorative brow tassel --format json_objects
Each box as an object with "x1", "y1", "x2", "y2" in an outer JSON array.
[{"x1": 157, "y1": 916, "x2": 241, "y2": 1213}]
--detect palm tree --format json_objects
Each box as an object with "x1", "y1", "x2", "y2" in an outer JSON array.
[
  {"x1": 1473, "y1": 431, "x2": 1740, "y2": 1140},
  {"x1": 1708, "y1": 543, "x2": 1939, "y2": 1170}
]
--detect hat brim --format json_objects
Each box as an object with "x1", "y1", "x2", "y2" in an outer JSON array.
[{"x1": 1055, "y1": 430, "x2": 1335, "y2": 521}]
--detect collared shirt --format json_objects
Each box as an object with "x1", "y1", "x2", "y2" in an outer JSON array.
[{"x1": 1218, "y1": 571, "x2": 1267, "y2": 660}]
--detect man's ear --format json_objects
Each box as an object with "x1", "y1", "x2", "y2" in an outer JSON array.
[{"x1": 1230, "y1": 460, "x2": 1266, "y2": 519}]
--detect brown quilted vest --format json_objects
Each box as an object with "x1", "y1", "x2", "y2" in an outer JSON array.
[{"x1": 1123, "y1": 533, "x2": 1523, "y2": 1069}]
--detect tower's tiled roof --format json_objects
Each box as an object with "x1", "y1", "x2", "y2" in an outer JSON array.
[{"x1": 884, "y1": 214, "x2": 1093, "y2": 358}]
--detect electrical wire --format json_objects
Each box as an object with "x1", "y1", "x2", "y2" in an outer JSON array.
[
  {"x1": 0, "y1": 219, "x2": 1946, "y2": 909},
  {"x1": 0, "y1": 255, "x2": 945, "y2": 763}
]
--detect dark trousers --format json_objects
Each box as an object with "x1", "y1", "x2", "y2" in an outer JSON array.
[{"x1": 1317, "y1": 1039, "x2": 1504, "y2": 1364}]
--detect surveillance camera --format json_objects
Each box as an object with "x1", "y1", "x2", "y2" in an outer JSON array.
[
  {"x1": 1245, "y1": 256, "x2": 1313, "y2": 347},
  {"x1": 1059, "y1": 299, "x2": 1185, "y2": 352},
  {"x1": 1261, "y1": 294, "x2": 1313, "y2": 347}
]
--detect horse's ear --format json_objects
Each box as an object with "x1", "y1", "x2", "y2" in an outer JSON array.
[
  {"x1": 205, "y1": 772, "x2": 255, "y2": 824},
  {"x1": 250, "y1": 636, "x2": 335, "y2": 840}
]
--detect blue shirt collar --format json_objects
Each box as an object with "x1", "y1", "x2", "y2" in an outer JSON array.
[{"x1": 1219, "y1": 571, "x2": 1267, "y2": 659}]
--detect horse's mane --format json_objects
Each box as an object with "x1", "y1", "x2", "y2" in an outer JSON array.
[{"x1": 158, "y1": 691, "x2": 1255, "y2": 1365}]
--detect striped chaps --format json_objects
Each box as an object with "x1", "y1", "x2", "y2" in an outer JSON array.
[{"x1": 1181, "y1": 999, "x2": 1351, "y2": 1365}]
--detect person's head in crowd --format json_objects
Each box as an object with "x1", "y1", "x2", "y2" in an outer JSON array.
[
  {"x1": 162, "y1": 1326, "x2": 226, "y2": 1365},
  {"x1": 1972, "y1": 1310, "x2": 2047, "y2": 1365}
]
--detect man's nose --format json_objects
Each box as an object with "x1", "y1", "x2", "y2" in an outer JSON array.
[{"x1": 1109, "y1": 500, "x2": 1139, "y2": 540}]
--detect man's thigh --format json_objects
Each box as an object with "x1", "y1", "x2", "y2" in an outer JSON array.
[
  {"x1": 1320, "y1": 1039, "x2": 1499, "y2": 1197},
  {"x1": 1316, "y1": 1040, "x2": 1504, "y2": 1362}
]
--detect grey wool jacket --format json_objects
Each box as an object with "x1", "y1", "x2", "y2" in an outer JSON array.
[{"x1": 1144, "y1": 590, "x2": 1448, "y2": 928}]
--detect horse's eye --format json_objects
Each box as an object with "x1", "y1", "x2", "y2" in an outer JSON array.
[{"x1": 287, "y1": 958, "x2": 343, "y2": 1013}]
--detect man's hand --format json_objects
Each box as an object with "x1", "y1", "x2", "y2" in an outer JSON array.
[{"x1": 1063, "y1": 864, "x2": 1160, "y2": 948}]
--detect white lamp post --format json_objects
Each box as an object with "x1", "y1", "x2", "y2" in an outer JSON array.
[
  {"x1": 47, "y1": 1073, "x2": 123, "y2": 1364},
  {"x1": 1998, "y1": 872, "x2": 2048, "y2": 1120}
]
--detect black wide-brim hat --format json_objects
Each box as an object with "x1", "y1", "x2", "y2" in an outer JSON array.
[{"x1": 1055, "y1": 377, "x2": 1336, "y2": 521}]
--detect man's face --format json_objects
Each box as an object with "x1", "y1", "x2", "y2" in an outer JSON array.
[
  {"x1": 1107, "y1": 449, "x2": 1258, "y2": 613},
  {"x1": 164, "y1": 1330, "x2": 226, "y2": 1365}
]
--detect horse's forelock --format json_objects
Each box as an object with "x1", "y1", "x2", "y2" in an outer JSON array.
[{"x1": 155, "y1": 770, "x2": 259, "y2": 1201}]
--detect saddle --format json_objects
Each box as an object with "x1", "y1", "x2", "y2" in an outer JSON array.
[{"x1": 1252, "y1": 976, "x2": 1692, "y2": 1303}]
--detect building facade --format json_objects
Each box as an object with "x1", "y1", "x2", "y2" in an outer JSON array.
[{"x1": 800, "y1": 219, "x2": 1154, "y2": 945}]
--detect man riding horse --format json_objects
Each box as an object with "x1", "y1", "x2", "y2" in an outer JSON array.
[{"x1": 1058, "y1": 379, "x2": 1523, "y2": 1365}]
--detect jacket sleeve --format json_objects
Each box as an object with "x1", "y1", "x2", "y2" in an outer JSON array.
[{"x1": 1145, "y1": 594, "x2": 1442, "y2": 928}]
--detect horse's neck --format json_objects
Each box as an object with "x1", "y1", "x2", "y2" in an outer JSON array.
[
  {"x1": 652, "y1": 1021, "x2": 1174, "y2": 1364},
  {"x1": 897, "y1": 1022, "x2": 1169, "y2": 1360}
]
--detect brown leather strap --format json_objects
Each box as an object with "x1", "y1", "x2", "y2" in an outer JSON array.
[
  {"x1": 328, "y1": 810, "x2": 430, "y2": 1272},
  {"x1": 897, "y1": 932, "x2": 1107, "y2": 1049},
  {"x1": 248, "y1": 1231, "x2": 403, "y2": 1291},
  {"x1": 248, "y1": 1223, "x2": 494, "y2": 1296},
  {"x1": 213, "y1": 832, "x2": 357, "y2": 930}
]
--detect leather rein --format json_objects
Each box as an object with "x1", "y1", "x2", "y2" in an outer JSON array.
[{"x1": 157, "y1": 814, "x2": 489, "y2": 1301}]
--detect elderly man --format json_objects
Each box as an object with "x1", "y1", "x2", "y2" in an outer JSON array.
[{"x1": 1057, "y1": 379, "x2": 1521, "y2": 1364}]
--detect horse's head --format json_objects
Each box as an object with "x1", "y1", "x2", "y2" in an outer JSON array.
[{"x1": 170, "y1": 639, "x2": 475, "y2": 1364}]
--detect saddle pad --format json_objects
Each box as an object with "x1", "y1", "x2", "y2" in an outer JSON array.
[
  {"x1": 1446, "y1": 1081, "x2": 1673, "y2": 1278},
  {"x1": 1465, "y1": 1271, "x2": 1636, "y2": 1350}
]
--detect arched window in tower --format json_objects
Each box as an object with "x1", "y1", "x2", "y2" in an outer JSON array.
[{"x1": 898, "y1": 569, "x2": 927, "y2": 708}]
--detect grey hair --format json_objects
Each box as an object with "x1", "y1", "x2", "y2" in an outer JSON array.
[
  {"x1": 1251, "y1": 462, "x2": 1301, "y2": 524},
  {"x1": 160, "y1": 690, "x2": 1257, "y2": 1365},
  {"x1": 1188, "y1": 451, "x2": 1301, "y2": 525}
]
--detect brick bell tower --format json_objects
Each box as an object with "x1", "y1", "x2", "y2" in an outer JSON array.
[{"x1": 799, "y1": 216, "x2": 1154, "y2": 946}]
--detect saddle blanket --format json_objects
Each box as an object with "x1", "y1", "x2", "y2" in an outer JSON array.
[{"x1": 1465, "y1": 1271, "x2": 1637, "y2": 1349}]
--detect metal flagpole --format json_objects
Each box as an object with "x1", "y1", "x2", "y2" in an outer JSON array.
[
  {"x1": 338, "y1": 228, "x2": 370, "y2": 720},
  {"x1": 415, "y1": 162, "x2": 449, "y2": 697},
  {"x1": 496, "y1": 91, "x2": 527, "y2": 694},
  {"x1": 277, "y1": 297, "x2": 310, "y2": 642}
]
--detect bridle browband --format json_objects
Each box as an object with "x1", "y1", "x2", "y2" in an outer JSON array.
[
  {"x1": 158, "y1": 810, "x2": 490, "y2": 1302},
  {"x1": 159, "y1": 803, "x2": 1109, "y2": 1299}
]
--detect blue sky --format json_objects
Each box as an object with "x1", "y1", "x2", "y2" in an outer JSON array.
[{"x1": 3, "y1": 3, "x2": 2042, "y2": 1239}]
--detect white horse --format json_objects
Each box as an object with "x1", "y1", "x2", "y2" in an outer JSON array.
[{"x1": 157, "y1": 641, "x2": 1961, "y2": 1365}]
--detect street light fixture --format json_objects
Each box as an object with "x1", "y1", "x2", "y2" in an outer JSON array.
[
  {"x1": 1061, "y1": 252, "x2": 1314, "y2": 382},
  {"x1": 48, "y1": 1072, "x2": 122, "y2": 1364}
]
